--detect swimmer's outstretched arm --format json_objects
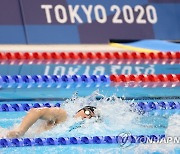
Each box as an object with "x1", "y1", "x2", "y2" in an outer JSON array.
[{"x1": 7, "y1": 107, "x2": 67, "y2": 138}]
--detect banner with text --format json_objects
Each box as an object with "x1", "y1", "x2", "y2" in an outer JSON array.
[
  {"x1": 0, "y1": 0, "x2": 180, "y2": 44},
  {"x1": 21, "y1": 0, "x2": 180, "y2": 43}
]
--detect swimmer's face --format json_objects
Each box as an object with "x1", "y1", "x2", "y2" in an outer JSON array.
[{"x1": 74, "y1": 107, "x2": 96, "y2": 119}]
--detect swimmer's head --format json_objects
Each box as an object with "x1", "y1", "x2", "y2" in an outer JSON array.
[{"x1": 75, "y1": 106, "x2": 98, "y2": 119}]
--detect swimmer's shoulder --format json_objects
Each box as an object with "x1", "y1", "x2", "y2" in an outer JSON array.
[
  {"x1": 50, "y1": 107, "x2": 67, "y2": 122},
  {"x1": 37, "y1": 107, "x2": 66, "y2": 115},
  {"x1": 36, "y1": 107, "x2": 67, "y2": 122}
]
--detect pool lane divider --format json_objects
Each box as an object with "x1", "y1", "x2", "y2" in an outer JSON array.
[
  {"x1": 0, "y1": 52, "x2": 179, "y2": 61},
  {"x1": 0, "y1": 103, "x2": 61, "y2": 112},
  {"x1": 131, "y1": 101, "x2": 180, "y2": 114},
  {"x1": 0, "y1": 134, "x2": 165, "y2": 148},
  {"x1": 0, "y1": 75, "x2": 110, "y2": 88},
  {"x1": 110, "y1": 74, "x2": 180, "y2": 82},
  {"x1": 0, "y1": 74, "x2": 179, "y2": 88},
  {"x1": 0, "y1": 101, "x2": 179, "y2": 113}
]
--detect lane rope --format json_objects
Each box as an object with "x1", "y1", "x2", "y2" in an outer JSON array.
[
  {"x1": 0, "y1": 52, "x2": 179, "y2": 61},
  {"x1": 0, "y1": 74, "x2": 179, "y2": 88},
  {"x1": 110, "y1": 74, "x2": 180, "y2": 82},
  {"x1": 0, "y1": 101, "x2": 179, "y2": 112},
  {"x1": 0, "y1": 75, "x2": 110, "y2": 88},
  {"x1": 0, "y1": 134, "x2": 165, "y2": 148},
  {"x1": 0, "y1": 103, "x2": 61, "y2": 112}
]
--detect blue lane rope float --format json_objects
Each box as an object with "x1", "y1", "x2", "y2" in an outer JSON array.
[
  {"x1": 0, "y1": 75, "x2": 110, "y2": 88},
  {"x1": 131, "y1": 101, "x2": 180, "y2": 114},
  {"x1": 0, "y1": 101, "x2": 179, "y2": 113},
  {"x1": 0, "y1": 134, "x2": 165, "y2": 148},
  {"x1": 0, "y1": 103, "x2": 61, "y2": 112}
]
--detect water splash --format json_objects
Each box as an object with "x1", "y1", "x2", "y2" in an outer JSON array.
[
  {"x1": 134, "y1": 114, "x2": 180, "y2": 154},
  {"x1": 0, "y1": 91, "x2": 178, "y2": 153},
  {"x1": 24, "y1": 91, "x2": 166, "y2": 138}
]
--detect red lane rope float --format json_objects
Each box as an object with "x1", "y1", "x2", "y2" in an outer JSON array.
[
  {"x1": 0, "y1": 51, "x2": 180, "y2": 61},
  {"x1": 110, "y1": 74, "x2": 180, "y2": 82}
]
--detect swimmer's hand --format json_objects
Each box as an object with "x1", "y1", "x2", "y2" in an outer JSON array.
[{"x1": 7, "y1": 130, "x2": 24, "y2": 138}]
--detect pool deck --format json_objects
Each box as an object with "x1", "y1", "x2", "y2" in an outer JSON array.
[{"x1": 0, "y1": 44, "x2": 125, "y2": 52}]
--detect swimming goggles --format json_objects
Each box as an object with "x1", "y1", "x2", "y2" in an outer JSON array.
[
  {"x1": 83, "y1": 108, "x2": 94, "y2": 118},
  {"x1": 78, "y1": 106, "x2": 96, "y2": 118}
]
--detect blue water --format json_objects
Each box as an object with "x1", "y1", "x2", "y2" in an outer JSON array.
[{"x1": 0, "y1": 84, "x2": 180, "y2": 100}]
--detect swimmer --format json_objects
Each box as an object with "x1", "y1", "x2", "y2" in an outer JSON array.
[{"x1": 6, "y1": 106, "x2": 97, "y2": 138}]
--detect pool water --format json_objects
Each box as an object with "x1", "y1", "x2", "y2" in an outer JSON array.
[{"x1": 0, "y1": 90, "x2": 180, "y2": 154}]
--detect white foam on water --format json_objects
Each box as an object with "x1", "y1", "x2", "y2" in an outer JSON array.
[
  {"x1": 134, "y1": 114, "x2": 180, "y2": 154},
  {"x1": 22, "y1": 91, "x2": 165, "y2": 138},
  {"x1": 33, "y1": 91, "x2": 142, "y2": 138},
  {"x1": 0, "y1": 118, "x2": 21, "y2": 138}
]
